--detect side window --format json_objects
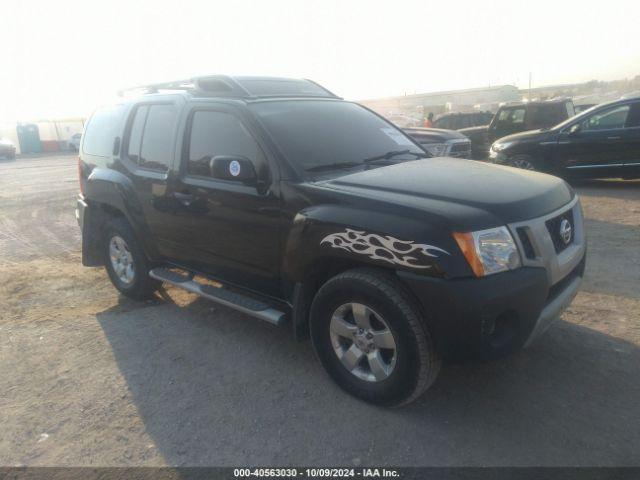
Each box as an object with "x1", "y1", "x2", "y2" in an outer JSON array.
[
  {"x1": 494, "y1": 108, "x2": 525, "y2": 128},
  {"x1": 187, "y1": 110, "x2": 265, "y2": 177},
  {"x1": 139, "y1": 104, "x2": 178, "y2": 171},
  {"x1": 581, "y1": 105, "x2": 630, "y2": 131},
  {"x1": 127, "y1": 105, "x2": 148, "y2": 164},
  {"x1": 511, "y1": 108, "x2": 526, "y2": 124},
  {"x1": 82, "y1": 105, "x2": 124, "y2": 157}
]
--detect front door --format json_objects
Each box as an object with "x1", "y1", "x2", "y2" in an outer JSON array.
[{"x1": 163, "y1": 106, "x2": 281, "y2": 297}]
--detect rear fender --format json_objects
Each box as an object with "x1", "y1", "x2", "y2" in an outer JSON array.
[{"x1": 84, "y1": 167, "x2": 159, "y2": 260}]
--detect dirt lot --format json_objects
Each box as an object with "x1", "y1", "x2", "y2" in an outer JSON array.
[{"x1": 1, "y1": 154, "x2": 639, "y2": 466}]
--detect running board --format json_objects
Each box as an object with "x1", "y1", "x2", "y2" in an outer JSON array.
[{"x1": 149, "y1": 268, "x2": 286, "y2": 326}]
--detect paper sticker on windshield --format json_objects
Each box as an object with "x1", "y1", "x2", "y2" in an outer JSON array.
[
  {"x1": 381, "y1": 127, "x2": 414, "y2": 146},
  {"x1": 229, "y1": 160, "x2": 241, "y2": 177}
]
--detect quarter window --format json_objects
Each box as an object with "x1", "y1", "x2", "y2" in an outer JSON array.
[
  {"x1": 82, "y1": 105, "x2": 124, "y2": 157},
  {"x1": 187, "y1": 110, "x2": 264, "y2": 177}
]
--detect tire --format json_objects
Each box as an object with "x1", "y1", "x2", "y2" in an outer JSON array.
[
  {"x1": 309, "y1": 269, "x2": 441, "y2": 407},
  {"x1": 103, "y1": 217, "x2": 160, "y2": 300},
  {"x1": 508, "y1": 154, "x2": 537, "y2": 171}
]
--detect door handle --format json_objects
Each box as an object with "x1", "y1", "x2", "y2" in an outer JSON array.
[
  {"x1": 173, "y1": 191, "x2": 195, "y2": 206},
  {"x1": 606, "y1": 136, "x2": 621, "y2": 140}
]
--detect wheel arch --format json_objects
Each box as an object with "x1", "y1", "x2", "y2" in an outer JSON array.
[{"x1": 81, "y1": 167, "x2": 158, "y2": 264}]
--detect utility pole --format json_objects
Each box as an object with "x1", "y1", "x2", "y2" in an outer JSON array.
[{"x1": 528, "y1": 72, "x2": 532, "y2": 101}]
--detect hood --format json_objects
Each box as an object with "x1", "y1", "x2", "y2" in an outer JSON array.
[
  {"x1": 459, "y1": 125, "x2": 489, "y2": 135},
  {"x1": 403, "y1": 127, "x2": 467, "y2": 142},
  {"x1": 323, "y1": 158, "x2": 573, "y2": 225},
  {"x1": 494, "y1": 128, "x2": 553, "y2": 145}
]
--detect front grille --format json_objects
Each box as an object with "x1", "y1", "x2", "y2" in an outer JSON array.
[
  {"x1": 450, "y1": 141, "x2": 471, "y2": 153},
  {"x1": 517, "y1": 227, "x2": 536, "y2": 259},
  {"x1": 545, "y1": 209, "x2": 575, "y2": 253}
]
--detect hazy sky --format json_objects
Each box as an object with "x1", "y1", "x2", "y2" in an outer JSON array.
[{"x1": 1, "y1": 0, "x2": 639, "y2": 121}]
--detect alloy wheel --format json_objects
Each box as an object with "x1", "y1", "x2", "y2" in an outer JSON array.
[
  {"x1": 329, "y1": 302, "x2": 397, "y2": 382},
  {"x1": 109, "y1": 235, "x2": 135, "y2": 284}
]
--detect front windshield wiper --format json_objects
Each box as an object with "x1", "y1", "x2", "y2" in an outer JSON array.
[
  {"x1": 305, "y1": 161, "x2": 363, "y2": 173},
  {"x1": 362, "y1": 149, "x2": 429, "y2": 164},
  {"x1": 305, "y1": 150, "x2": 428, "y2": 173}
]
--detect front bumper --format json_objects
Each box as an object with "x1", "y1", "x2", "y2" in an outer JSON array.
[
  {"x1": 399, "y1": 197, "x2": 586, "y2": 359},
  {"x1": 399, "y1": 255, "x2": 585, "y2": 359}
]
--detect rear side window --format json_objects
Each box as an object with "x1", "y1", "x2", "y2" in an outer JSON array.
[
  {"x1": 82, "y1": 105, "x2": 124, "y2": 157},
  {"x1": 187, "y1": 110, "x2": 265, "y2": 177},
  {"x1": 126, "y1": 104, "x2": 178, "y2": 171}
]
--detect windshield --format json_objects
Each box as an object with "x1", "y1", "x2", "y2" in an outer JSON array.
[
  {"x1": 249, "y1": 100, "x2": 426, "y2": 175},
  {"x1": 553, "y1": 104, "x2": 600, "y2": 130}
]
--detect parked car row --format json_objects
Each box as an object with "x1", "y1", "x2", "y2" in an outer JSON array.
[{"x1": 0, "y1": 139, "x2": 16, "y2": 159}]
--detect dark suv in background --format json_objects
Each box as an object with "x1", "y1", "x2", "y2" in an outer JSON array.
[
  {"x1": 433, "y1": 111, "x2": 494, "y2": 131},
  {"x1": 489, "y1": 97, "x2": 640, "y2": 178},
  {"x1": 461, "y1": 99, "x2": 575, "y2": 159},
  {"x1": 402, "y1": 127, "x2": 472, "y2": 158}
]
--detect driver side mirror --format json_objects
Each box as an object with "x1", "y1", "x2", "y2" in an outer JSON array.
[
  {"x1": 568, "y1": 123, "x2": 581, "y2": 135},
  {"x1": 209, "y1": 155, "x2": 257, "y2": 186}
]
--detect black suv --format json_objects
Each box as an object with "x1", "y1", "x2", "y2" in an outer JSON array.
[
  {"x1": 77, "y1": 76, "x2": 586, "y2": 406},
  {"x1": 433, "y1": 111, "x2": 494, "y2": 131},
  {"x1": 461, "y1": 99, "x2": 575, "y2": 159},
  {"x1": 489, "y1": 97, "x2": 640, "y2": 178}
]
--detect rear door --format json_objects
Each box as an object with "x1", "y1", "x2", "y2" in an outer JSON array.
[{"x1": 120, "y1": 99, "x2": 183, "y2": 254}]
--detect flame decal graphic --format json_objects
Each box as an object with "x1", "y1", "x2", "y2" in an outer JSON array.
[{"x1": 321, "y1": 228, "x2": 449, "y2": 269}]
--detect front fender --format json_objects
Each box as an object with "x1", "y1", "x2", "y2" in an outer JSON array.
[{"x1": 283, "y1": 204, "x2": 464, "y2": 282}]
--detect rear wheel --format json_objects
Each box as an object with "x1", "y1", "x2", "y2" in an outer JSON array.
[
  {"x1": 309, "y1": 269, "x2": 441, "y2": 407},
  {"x1": 104, "y1": 217, "x2": 160, "y2": 299}
]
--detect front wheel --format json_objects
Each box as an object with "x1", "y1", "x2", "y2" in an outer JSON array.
[
  {"x1": 309, "y1": 269, "x2": 441, "y2": 407},
  {"x1": 509, "y1": 154, "x2": 537, "y2": 171}
]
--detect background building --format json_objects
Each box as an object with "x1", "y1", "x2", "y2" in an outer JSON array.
[{"x1": 358, "y1": 85, "x2": 520, "y2": 120}]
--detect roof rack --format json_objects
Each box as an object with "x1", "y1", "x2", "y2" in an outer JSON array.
[{"x1": 117, "y1": 75, "x2": 340, "y2": 100}]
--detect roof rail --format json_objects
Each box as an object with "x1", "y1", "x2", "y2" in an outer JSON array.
[
  {"x1": 117, "y1": 75, "x2": 252, "y2": 97},
  {"x1": 118, "y1": 75, "x2": 340, "y2": 100}
]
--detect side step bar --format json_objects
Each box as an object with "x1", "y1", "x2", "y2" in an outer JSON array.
[{"x1": 149, "y1": 268, "x2": 286, "y2": 326}]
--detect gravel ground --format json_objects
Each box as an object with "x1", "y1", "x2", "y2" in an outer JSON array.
[{"x1": 0, "y1": 154, "x2": 639, "y2": 467}]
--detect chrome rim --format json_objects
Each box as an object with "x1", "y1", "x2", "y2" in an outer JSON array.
[
  {"x1": 109, "y1": 235, "x2": 135, "y2": 284},
  {"x1": 511, "y1": 158, "x2": 535, "y2": 170},
  {"x1": 329, "y1": 303, "x2": 397, "y2": 382}
]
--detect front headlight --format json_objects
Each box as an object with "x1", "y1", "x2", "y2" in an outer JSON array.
[
  {"x1": 491, "y1": 141, "x2": 513, "y2": 152},
  {"x1": 423, "y1": 143, "x2": 448, "y2": 157},
  {"x1": 453, "y1": 226, "x2": 521, "y2": 277}
]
